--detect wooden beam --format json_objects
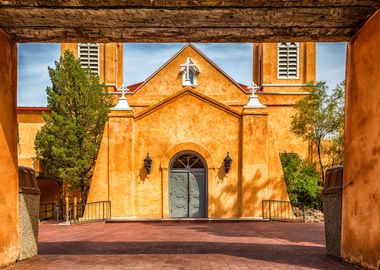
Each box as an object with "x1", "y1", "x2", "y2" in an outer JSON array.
[
  {"x1": 3, "y1": 26, "x2": 356, "y2": 43},
  {"x1": 0, "y1": 0, "x2": 379, "y2": 8},
  {"x1": 0, "y1": 1, "x2": 378, "y2": 42},
  {"x1": 0, "y1": 7, "x2": 372, "y2": 28}
]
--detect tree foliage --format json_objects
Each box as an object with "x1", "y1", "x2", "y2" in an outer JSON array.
[
  {"x1": 325, "y1": 81, "x2": 345, "y2": 166},
  {"x1": 280, "y1": 153, "x2": 322, "y2": 210},
  {"x1": 35, "y1": 50, "x2": 112, "y2": 201},
  {"x1": 290, "y1": 81, "x2": 345, "y2": 183}
]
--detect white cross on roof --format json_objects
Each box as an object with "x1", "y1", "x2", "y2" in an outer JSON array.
[
  {"x1": 119, "y1": 85, "x2": 129, "y2": 98},
  {"x1": 249, "y1": 82, "x2": 260, "y2": 93},
  {"x1": 180, "y1": 57, "x2": 199, "y2": 81}
]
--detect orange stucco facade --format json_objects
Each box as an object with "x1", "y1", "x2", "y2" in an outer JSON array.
[
  {"x1": 0, "y1": 29, "x2": 19, "y2": 267},
  {"x1": 1, "y1": 7, "x2": 378, "y2": 268},
  {"x1": 255, "y1": 42, "x2": 316, "y2": 156},
  {"x1": 85, "y1": 44, "x2": 315, "y2": 218},
  {"x1": 342, "y1": 10, "x2": 380, "y2": 269},
  {"x1": 17, "y1": 108, "x2": 47, "y2": 171},
  {"x1": 61, "y1": 43, "x2": 123, "y2": 90},
  {"x1": 16, "y1": 43, "x2": 316, "y2": 219}
]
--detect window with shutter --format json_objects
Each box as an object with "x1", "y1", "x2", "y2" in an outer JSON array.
[
  {"x1": 78, "y1": 43, "x2": 100, "y2": 75},
  {"x1": 277, "y1": 42, "x2": 299, "y2": 79}
]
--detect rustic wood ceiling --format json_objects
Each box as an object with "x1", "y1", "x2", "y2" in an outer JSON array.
[{"x1": 0, "y1": 1, "x2": 378, "y2": 42}]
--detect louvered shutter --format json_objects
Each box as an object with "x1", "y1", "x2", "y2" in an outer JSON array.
[
  {"x1": 278, "y1": 43, "x2": 299, "y2": 78},
  {"x1": 78, "y1": 43, "x2": 100, "y2": 75}
]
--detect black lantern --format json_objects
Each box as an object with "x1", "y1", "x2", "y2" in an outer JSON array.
[
  {"x1": 224, "y1": 152, "x2": 232, "y2": 173},
  {"x1": 144, "y1": 153, "x2": 152, "y2": 175}
]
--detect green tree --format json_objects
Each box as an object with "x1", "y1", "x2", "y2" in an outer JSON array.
[
  {"x1": 35, "y1": 50, "x2": 112, "y2": 202},
  {"x1": 290, "y1": 81, "x2": 345, "y2": 183},
  {"x1": 280, "y1": 153, "x2": 322, "y2": 209},
  {"x1": 325, "y1": 81, "x2": 345, "y2": 166}
]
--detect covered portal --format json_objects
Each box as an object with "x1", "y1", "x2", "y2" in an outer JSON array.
[{"x1": 0, "y1": 1, "x2": 379, "y2": 269}]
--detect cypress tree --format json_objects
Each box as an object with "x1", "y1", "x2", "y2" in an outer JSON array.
[{"x1": 35, "y1": 50, "x2": 112, "y2": 203}]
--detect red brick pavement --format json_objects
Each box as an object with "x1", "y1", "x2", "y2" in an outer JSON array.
[{"x1": 5, "y1": 222, "x2": 358, "y2": 270}]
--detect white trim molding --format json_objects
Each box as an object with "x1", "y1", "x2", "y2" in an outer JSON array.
[
  {"x1": 262, "y1": 83, "x2": 308, "y2": 87},
  {"x1": 258, "y1": 91, "x2": 310, "y2": 95}
]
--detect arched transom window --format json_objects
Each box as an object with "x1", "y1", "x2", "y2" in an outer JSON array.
[{"x1": 171, "y1": 153, "x2": 205, "y2": 169}]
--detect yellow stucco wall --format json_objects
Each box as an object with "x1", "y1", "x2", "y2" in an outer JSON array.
[
  {"x1": 254, "y1": 42, "x2": 316, "y2": 89},
  {"x1": 253, "y1": 42, "x2": 316, "y2": 158},
  {"x1": 88, "y1": 89, "x2": 290, "y2": 218},
  {"x1": 133, "y1": 91, "x2": 241, "y2": 218},
  {"x1": 264, "y1": 103, "x2": 309, "y2": 158},
  {"x1": 342, "y1": 10, "x2": 380, "y2": 269},
  {"x1": 127, "y1": 45, "x2": 249, "y2": 113},
  {"x1": 17, "y1": 110, "x2": 46, "y2": 171},
  {"x1": 61, "y1": 43, "x2": 123, "y2": 88},
  {"x1": 127, "y1": 44, "x2": 311, "y2": 158},
  {"x1": 18, "y1": 42, "x2": 315, "y2": 220},
  {"x1": 0, "y1": 29, "x2": 19, "y2": 268},
  {"x1": 86, "y1": 43, "x2": 316, "y2": 219}
]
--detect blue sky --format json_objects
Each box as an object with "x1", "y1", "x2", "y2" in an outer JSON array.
[{"x1": 17, "y1": 43, "x2": 346, "y2": 107}]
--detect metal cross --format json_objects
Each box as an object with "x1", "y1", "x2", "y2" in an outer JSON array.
[
  {"x1": 180, "y1": 57, "x2": 197, "y2": 81},
  {"x1": 250, "y1": 82, "x2": 260, "y2": 94},
  {"x1": 119, "y1": 85, "x2": 129, "y2": 98}
]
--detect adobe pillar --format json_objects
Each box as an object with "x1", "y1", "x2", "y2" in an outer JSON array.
[
  {"x1": 0, "y1": 29, "x2": 19, "y2": 267},
  {"x1": 342, "y1": 10, "x2": 380, "y2": 269},
  {"x1": 241, "y1": 107, "x2": 269, "y2": 217},
  {"x1": 108, "y1": 92, "x2": 135, "y2": 218}
]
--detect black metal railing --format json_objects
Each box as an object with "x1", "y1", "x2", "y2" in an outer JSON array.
[
  {"x1": 262, "y1": 200, "x2": 305, "y2": 222},
  {"x1": 39, "y1": 203, "x2": 56, "y2": 220},
  {"x1": 70, "y1": 201, "x2": 111, "y2": 224}
]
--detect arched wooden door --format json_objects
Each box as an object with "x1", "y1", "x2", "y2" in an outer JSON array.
[{"x1": 169, "y1": 152, "x2": 207, "y2": 218}]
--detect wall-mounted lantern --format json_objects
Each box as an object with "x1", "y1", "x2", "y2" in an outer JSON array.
[
  {"x1": 224, "y1": 152, "x2": 232, "y2": 173},
  {"x1": 144, "y1": 153, "x2": 152, "y2": 175}
]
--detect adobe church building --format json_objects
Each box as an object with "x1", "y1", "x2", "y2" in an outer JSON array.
[{"x1": 18, "y1": 42, "x2": 316, "y2": 219}]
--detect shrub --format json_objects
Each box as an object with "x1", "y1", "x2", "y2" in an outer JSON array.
[{"x1": 280, "y1": 152, "x2": 323, "y2": 210}]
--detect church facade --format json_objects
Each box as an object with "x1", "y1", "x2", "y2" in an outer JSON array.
[
  {"x1": 18, "y1": 42, "x2": 316, "y2": 219},
  {"x1": 84, "y1": 43, "x2": 315, "y2": 219}
]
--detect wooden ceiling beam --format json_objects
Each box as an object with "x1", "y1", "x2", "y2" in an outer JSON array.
[{"x1": 0, "y1": 1, "x2": 378, "y2": 42}]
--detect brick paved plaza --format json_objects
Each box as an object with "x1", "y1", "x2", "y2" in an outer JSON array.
[{"x1": 6, "y1": 222, "x2": 358, "y2": 270}]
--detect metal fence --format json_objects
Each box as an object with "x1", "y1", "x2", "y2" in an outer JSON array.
[
  {"x1": 39, "y1": 203, "x2": 56, "y2": 220},
  {"x1": 70, "y1": 201, "x2": 111, "y2": 224},
  {"x1": 39, "y1": 201, "x2": 111, "y2": 224},
  {"x1": 262, "y1": 200, "x2": 305, "y2": 222}
]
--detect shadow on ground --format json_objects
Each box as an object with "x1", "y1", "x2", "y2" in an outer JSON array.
[
  {"x1": 38, "y1": 241, "x2": 354, "y2": 270},
  {"x1": 156, "y1": 222, "x2": 326, "y2": 245}
]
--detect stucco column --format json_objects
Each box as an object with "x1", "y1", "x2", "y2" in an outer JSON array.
[
  {"x1": 108, "y1": 110, "x2": 135, "y2": 218},
  {"x1": 0, "y1": 29, "x2": 19, "y2": 267},
  {"x1": 241, "y1": 108, "x2": 269, "y2": 218},
  {"x1": 342, "y1": 10, "x2": 380, "y2": 269}
]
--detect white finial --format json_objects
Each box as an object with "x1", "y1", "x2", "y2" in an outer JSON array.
[
  {"x1": 111, "y1": 86, "x2": 133, "y2": 111},
  {"x1": 244, "y1": 82, "x2": 266, "y2": 109},
  {"x1": 120, "y1": 85, "x2": 127, "y2": 99},
  {"x1": 250, "y1": 82, "x2": 260, "y2": 94}
]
